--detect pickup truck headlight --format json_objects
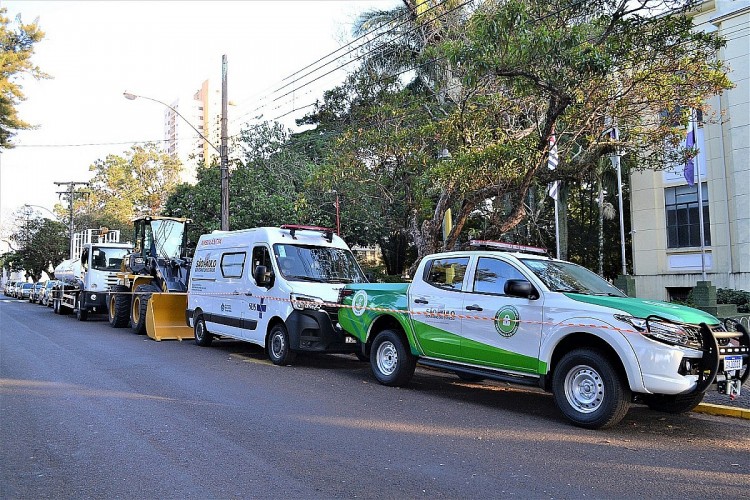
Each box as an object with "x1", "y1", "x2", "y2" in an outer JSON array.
[
  {"x1": 614, "y1": 314, "x2": 702, "y2": 349},
  {"x1": 291, "y1": 294, "x2": 324, "y2": 311}
]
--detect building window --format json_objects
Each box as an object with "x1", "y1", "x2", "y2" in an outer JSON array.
[{"x1": 665, "y1": 183, "x2": 710, "y2": 248}]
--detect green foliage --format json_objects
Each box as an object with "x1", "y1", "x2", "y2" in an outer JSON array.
[
  {"x1": 5, "y1": 211, "x2": 68, "y2": 281},
  {"x1": 73, "y1": 143, "x2": 184, "y2": 235},
  {"x1": 717, "y1": 288, "x2": 750, "y2": 313},
  {"x1": 0, "y1": 7, "x2": 49, "y2": 148}
]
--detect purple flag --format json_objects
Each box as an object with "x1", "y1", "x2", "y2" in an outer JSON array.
[{"x1": 684, "y1": 113, "x2": 695, "y2": 186}]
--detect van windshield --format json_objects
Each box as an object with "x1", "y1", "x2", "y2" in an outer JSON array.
[{"x1": 273, "y1": 244, "x2": 366, "y2": 283}]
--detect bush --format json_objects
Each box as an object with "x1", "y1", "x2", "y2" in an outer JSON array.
[{"x1": 717, "y1": 288, "x2": 750, "y2": 313}]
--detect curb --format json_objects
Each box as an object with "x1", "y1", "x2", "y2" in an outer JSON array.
[{"x1": 694, "y1": 403, "x2": 750, "y2": 419}]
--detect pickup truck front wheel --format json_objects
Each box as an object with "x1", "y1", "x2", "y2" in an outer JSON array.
[
  {"x1": 553, "y1": 349, "x2": 631, "y2": 429},
  {"x1": 371, "y1": 329, "x2": 416, "y2": 387}
]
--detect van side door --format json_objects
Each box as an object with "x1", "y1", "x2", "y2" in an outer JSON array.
[{"x1": 244, "y1": 245, "x2": 274, "y2": 345}]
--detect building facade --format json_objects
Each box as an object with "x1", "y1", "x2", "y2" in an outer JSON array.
[{"x1": 630, "y1": 0, "x2": 749, "y2": 300}]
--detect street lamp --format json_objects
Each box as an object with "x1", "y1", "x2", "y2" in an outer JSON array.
[
  {"x1": 23, "y1": 204, "x2": 58, "y2": 220},
  {"x1": 123, "y1": 89, "x2": 230, "y2": 230}
]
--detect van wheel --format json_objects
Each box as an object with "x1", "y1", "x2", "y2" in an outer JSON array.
[
  {"x1": 108, "y1": 285, "x2": 130, "y2": 328},
  {"x1": 75, "y1": 296, "x2": 88, "y2": 321},
  {"x1": 371, "y1": 329, "x2": 416, "y2": 387},
  {"x1": 553, "y1": 349, "x2": 631, "y2": 429},
  {"x1": 194, "y1": 314, "x2": 213, "y2": 347},
  {"x1": 268, "y1": 324, "x2": 296, "y2": 365},
  {"x1": 644, "y1": 392, "x2": 705, "y2": 414},
  {"x1": 131, "y1": 283, "x2": 159, "y2": 335}
]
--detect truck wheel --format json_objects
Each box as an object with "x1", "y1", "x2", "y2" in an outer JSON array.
[
  {"x1": 131, "y1": 283, "x2": 159, "y2": 335},
  {"x1": 267, "y1": 324, "x2": 296, "y2": 365},
  {"x1": 644, "y1": 392, "x2": 705, "y2": 414},
  {"x1": 108, "y1": 285, "x2": 130, "y2": 328},
  {"x1": 553, "y1": 349, "x2": 631, "y2": 429},
  {"x1": 75, "y1": 296, "x2": 88, "y2": 321},
  {"x1": 194, "y1": 314, "x2": 213, "y2": 347},
  {"x1": 370, "y1": 329, "x2": 416, "y2": 387}
]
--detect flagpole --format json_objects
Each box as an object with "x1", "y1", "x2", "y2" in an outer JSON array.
[
  {"x1": 554, "y1": 198, "x2": 561, "y2": 259},
  {"x1": 693, "y1": 109, "x2": 707, "y2": 281},
  {"x1": 610, "y1": 124, "x2": 627, "y2": 276}
]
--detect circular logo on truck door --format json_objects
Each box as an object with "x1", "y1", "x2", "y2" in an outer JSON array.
[
  {"x1": 494, "y1": 306, "x2": 520, "y2": 337},
  {"x1": 352, "y1": 290, "x2": 368, "y2": 316}
]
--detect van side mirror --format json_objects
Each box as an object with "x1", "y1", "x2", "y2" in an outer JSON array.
[
  {"x1": 504, "y1": 279, "x2": 538, "y2": 299},
  {"x1": 253, "y1": 265, "x2": 272, "y2": 287}
]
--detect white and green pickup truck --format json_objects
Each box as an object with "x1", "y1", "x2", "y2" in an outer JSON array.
[{"x1": 337, "y1": 242, "x2": 749, "y2": 428}]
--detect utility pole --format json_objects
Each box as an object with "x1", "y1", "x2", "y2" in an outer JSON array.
[
  {"x1": 54, "y1": 181, "x2": 89, "y2": 259},
  {"x1": 220, "y1": 54, "x2": 230, "y2": 231}
]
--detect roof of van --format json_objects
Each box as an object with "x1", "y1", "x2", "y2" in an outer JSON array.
[{"x1": 198, "y1": 226, "x2": 347, "y2": 247}]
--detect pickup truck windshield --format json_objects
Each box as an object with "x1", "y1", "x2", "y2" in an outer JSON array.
[
  {"x1": 273, "y1": 244, "x2": 366, "y2": 283},
  {"x1": 519, "y1": 258, "x2": 626, "y2": 297}
]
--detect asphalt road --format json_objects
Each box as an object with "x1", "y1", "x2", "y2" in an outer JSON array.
[{"x1": 1, "y1": 298, "x2": 749, "y2": 499}]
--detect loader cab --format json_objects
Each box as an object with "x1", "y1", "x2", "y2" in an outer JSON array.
[{"x1": 133, "y1": 216, "x2": 191, "y2": 261}]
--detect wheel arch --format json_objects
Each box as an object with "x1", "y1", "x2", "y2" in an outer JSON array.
[
  {"x1": 364, "y1": 315, "x2": 411, "y2": 357},
  {"x1": 545, "y1": 332, "x2": 632, "y2": 393}
]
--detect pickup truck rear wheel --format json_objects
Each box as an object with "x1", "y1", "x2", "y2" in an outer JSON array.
[
  {"x1": 108, "y1": 285, "x2": 130, "y2": 328},
  {"x1": 267, "y1": 323, "x2": 296, "y2": 365},
  {"x1": 371, "y1": 329, "x2": 416, "y2": 387},
  {"x1": 644, "y1": 392, "x2": 705, "y2": 414},
  {"x1": 553, "y1": 349, "x2": 631, "y2": 429}
]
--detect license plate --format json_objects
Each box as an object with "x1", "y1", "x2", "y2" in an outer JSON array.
[
  {"x1": 724, "y1": 355, "x2": 742, "y2": 371},
  {"x1": 345, "y1": 336, "x2": 357, "y2": 344}
]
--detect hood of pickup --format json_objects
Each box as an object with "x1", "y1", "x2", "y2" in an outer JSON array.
[{"x1": 562, "y1": 294, "x2": 719, "y2": 325}]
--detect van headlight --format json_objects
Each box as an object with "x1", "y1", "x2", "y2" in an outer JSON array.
[
  {"x1": 614, "y1": 314, "x2": 702, "y2": 349},
  {"x1": 291, "y1": 294, "x2": 323, "y2": 311}
]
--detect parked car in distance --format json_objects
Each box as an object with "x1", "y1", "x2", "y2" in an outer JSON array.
[
  {"x1": 18, "y1": 283, "x2": 33, "y2": 300},
  {"x1": 30, "y1": 282, "x2": 45, "y2": 303},
  {"x1": 41, "y1": 280, "x2": 59, "y2": 307},
  {"x1": 4, "y1": 280, "x2": 17, "y2": 297}
]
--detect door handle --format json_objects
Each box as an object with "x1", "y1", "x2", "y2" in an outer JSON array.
[
  {"x1": 466, "y1": 304, "x2": 483, "y2": 311},
  {"x1": 232, "y1": 290, "x2": 240, "y2": 295},
  {"x1": 244, "y1": 292, "x2": 253, "y2": 297},
  {"x1": 414, "y1": 298, "x2": 429, "y2": 304}
]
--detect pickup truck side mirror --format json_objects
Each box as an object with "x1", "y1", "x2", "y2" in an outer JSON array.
[
  {"x1": 253, "y1": 265, "x2": 273, "y2": 287},
  {"x1": 504, "y1": 279, "x2": 538, "y2": 300}
]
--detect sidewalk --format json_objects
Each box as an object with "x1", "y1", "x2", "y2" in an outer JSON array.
[{"x1": 694, "y1": 379, "x2": 749, "y2": 419}]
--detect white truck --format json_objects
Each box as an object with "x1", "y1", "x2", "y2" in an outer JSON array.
[
  {"x1": 187, "y1": 225, "x2": 368, "y2": 364},
  {"x1": 53, "y1": 229, "x2": 133, "y2": 321},
  {"x1": 338, "y1": 241, "x2": 749, "y2": 428}
]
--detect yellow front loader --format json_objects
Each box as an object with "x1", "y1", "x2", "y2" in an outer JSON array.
[{"x1": 107, "y1": 216, "x2": 194, "y2": 341}]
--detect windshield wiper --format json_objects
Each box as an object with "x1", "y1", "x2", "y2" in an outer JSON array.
[
  {"x1": 552, "y1": 288, "x2": 592, "y2": 295},
  {"x1": 284, "y1": 275, "x2": 326, "y2": 283}
]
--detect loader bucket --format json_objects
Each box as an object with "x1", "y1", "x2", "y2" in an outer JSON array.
[{"x1": 145, "y1": 292, "x2": 193, "y2": 341}]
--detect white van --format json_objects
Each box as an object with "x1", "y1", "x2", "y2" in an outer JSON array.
[{"x1": 187, "y1": 225, "x2": 369, "y2": 364}]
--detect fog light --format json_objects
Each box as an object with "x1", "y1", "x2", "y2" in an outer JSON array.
[{"x1": 90, "y1": 294, "x2": 97, "y2": 301}]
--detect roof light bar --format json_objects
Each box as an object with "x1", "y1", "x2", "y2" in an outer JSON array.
[
  {"x1": 280, "y1": 224, "x2": 335, "y2": 243},
  {"x1": 469, "y1": 240, "x2": 548, "y2": 255}
]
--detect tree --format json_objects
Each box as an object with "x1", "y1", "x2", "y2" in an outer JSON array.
[
  {"x1": 73, "y1": 143, "x2": 184, "y2": 235},
  {"x1": 5, "y1": 208, "x2": 68, "y2": 281},
  {"x1": 0, "y1": 7, "x2": 49, "y2": 148},
  {"x1": 164, "y1": 122, "x2": 324, "y2": 239},
  {"x1": 322, "y1": 0, "x2": 731, "y2": 271}
]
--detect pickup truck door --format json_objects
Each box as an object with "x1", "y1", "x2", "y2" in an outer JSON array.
[
  {"x1": 460, "y1": 256, "x2": 543, "y2": 374},
  {"x1": 408, "y1": 256, "x2": 469, "y2": 360}
]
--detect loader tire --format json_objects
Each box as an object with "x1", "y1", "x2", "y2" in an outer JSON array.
[
  {"x1": 108, "y1": 285, "x2": 130, "y2": 328},
  {"x1": 131, "y1": 283, "x2": 160, "y2": 335}
]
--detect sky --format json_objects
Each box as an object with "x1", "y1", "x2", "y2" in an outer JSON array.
[{"x1": 0, "y1": 0, "x2": 398, "y2": 246}]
